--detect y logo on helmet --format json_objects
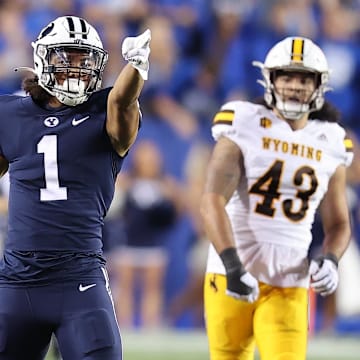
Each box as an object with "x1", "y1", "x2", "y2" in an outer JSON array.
[
  {"x1": 44, "y1": 117, "x2": 59, "y2": 127},
  {"x1": 38, "y1": 23, "x2": 54, "y2": 40}
]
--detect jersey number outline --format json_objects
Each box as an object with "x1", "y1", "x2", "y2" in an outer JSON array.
[
  {"x1": 37, "y1": 135, "x2": 68, "y2": 201},
  {"x1": 249, "y1": 159, "x2": 318, "y2": 222}
]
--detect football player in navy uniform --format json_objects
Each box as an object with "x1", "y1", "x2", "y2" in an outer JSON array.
[{"x1": 0, "y1": 16, "x2": 151, "y2": 360}]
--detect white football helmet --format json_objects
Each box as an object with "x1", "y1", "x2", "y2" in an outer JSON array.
[
  {"x1": 253, "y1": 37, "x2": 330, "y2": 120},
  {"x1": 32, "y1": 16, "x2": 108, "y2": 106}
]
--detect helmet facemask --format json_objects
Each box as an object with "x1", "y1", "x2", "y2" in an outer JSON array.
[
  {"x1": 36, "y1": 44, "x2": 107, "y2": 106},
  {"x1": 31, "y1": 16, "x2": 109, "y2": 106},
  {"x1": 253, "y1": 37, "x2": 330, "y2": 121},
  {"x1": 269, "y1": 69, "x2": 323, "y2": 120}
]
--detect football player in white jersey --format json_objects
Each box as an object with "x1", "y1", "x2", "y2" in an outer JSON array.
[{"x1": 200, "y1": 37, "x2": 353, "y2": 360}]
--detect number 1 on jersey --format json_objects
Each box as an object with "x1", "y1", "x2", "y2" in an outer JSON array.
[{"x1": 37, "y1": 135, "x2": 67, "y2": 201}]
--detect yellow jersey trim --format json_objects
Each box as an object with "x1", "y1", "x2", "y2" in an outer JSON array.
[
  {"x1": 213, "y1": 110, "x2": 235, "y2": 125},
  {"x1": 344, "y1": 138, "x2": 353, "y2": 152}
]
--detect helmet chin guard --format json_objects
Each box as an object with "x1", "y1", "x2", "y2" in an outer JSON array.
[
  {"x1": 52, "y1": 78, "x2": 88, "y2": 106},
  {"x1": 273, "y1": 97, "x2": 311, "y2": 120},
  {"x1": 253, "y1": 37, "x2": 330, "y2": 120},
  {"x1": 31, "y1": 16, "x2": 108, "y2": 106}
]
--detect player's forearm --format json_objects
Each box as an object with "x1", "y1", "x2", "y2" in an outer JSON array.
[
  {"x1": 0, "y1": 155, "x2": 8, "y2": 178},
  {"x1": 106, "y1": 65, "x2": 144, "y2": 155},
  {"x1": 321, "y1": 221, "x2": 351, "y2": 261},
  {"x1": 200, "y1": 193, "x2": 236, "y2": 253},
  {"x1": 110, "y1": 64, "x2": 144, "y2": 108}
]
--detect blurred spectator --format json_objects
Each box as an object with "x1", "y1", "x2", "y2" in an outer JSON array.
[
  {"x1": 203, "y1": 0, "x2": 253, "y2": 102},
  {"x1": 317, "y1": 0, "x2": 360, "y2": 131},
  {"x1": 23, "y1": 0, "x2": 75, "y2": 40},
  {"x1": 0, "y1": 1, "x2": 29, "y2": 93},
  {"x1": 107, "y1": 140, "x2": 184, "y2": 329},
  {"x1": 267, "y1": 0, "x2": 318, "y2": 39},
  {"x1": 168, "y1": 141, "x2": 211, "y2": 327},
  {"x1": 181, "y1": 60, "x2": 221, "y2": 143},
  {"x1": 152, "y1": 0, "x2": 211, "y2": 60},
  {"x1": 142, "y1": 15, "x2": 199, "y2": 140}
]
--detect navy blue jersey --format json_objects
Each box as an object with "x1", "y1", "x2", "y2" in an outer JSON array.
[
  {"x1": 122, "y1": 180, "x2": 176, "y2": 248},
  {"x1": 0, "y1": 88, "x2": 125, "y2": 285}
]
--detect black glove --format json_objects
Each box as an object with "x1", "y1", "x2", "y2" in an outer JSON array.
[{"x1": 220, "y1": 247, "x2": 259, "y2": 303}]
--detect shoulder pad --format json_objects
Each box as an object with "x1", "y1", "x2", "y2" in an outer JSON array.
[{"x1": 211, "y1": 101, "x2": 262, "y2": 141}]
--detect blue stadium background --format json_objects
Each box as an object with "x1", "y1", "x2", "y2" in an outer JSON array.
[{"x1": 0, "y1": 0, "x2": 359, "y2": 334}]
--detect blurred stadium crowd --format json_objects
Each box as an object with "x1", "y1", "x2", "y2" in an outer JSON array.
[{"x1": 0, "y1": 0, "x2": 359, "y2": 333}]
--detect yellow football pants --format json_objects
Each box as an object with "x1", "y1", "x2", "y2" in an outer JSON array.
[{"x1": 204, "y1": 273, "x2": 308, "y2": 360}]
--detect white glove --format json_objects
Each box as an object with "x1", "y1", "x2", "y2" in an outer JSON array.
[
  {"x1": 309, "y1": 257, "x2": 339, "y2": 296},
  {"x1": 225, "y1": 271, "x2": 260, "y2": 303},
  {"x1": 122, "y1": 29, "x2": 151, "y2": 80}
]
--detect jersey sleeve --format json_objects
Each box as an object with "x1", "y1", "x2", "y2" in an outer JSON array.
[
  {"x1": 0, "y1": 95, "x2": 25, "y2": 158},
  {"x1": 331, "y1": 124, "x2": 354, "y2": 167},
  {"x1": 343, "y1": 133, "x2": 354, "y2": 167},
  {"x1": 211, "y1": 101, "x2": 258, "y2": 143}
]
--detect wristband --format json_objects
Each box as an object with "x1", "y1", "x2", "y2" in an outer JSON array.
[
  {"x1": 219, "y1": 247, "x2": 245, "y2": 275},
  {"x1": 316, "y1": 252, "x2": 339, "y2": 268},
  {"x1": 324, "y1": 252, "x2": 339, "y2": 268}
]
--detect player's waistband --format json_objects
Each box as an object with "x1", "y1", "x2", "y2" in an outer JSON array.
[{"x1": 0, "y1": 250, "x2": 106, "y2": 286}]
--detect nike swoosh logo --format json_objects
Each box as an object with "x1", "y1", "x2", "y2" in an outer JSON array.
[
  {"x1": 72, "y1": 115, "x2": 90, "y2": 126},
  {"x1": 78, "y1": 283, "x2": 97, "y2": 292}
]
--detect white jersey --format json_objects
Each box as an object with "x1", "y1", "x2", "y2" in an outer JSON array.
[{"x1": 206, "y1": 101, "x2": 353, "y2": 288}]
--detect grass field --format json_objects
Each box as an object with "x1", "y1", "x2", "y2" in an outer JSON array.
[{"x1": 45, "y1": 330, "x2": 360, "y2": 360}]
